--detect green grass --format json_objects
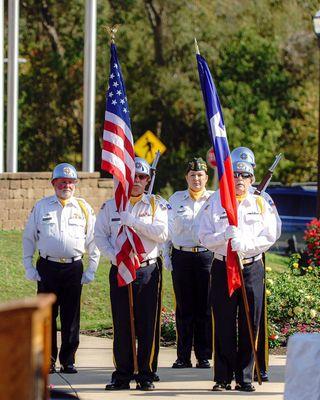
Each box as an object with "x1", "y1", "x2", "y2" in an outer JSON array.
[{"x1": 0, "y1": 231, "x2": 287, "y2": 330}]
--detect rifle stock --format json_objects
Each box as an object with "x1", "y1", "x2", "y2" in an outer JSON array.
[
  {"x1": 254, "y1": 153, "x2": 282, "y2": 195},
  {"x1": 147, "y1": 150, "x2": 161, "y2": 195}
]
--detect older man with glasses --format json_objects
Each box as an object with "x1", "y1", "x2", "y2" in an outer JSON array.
[
  {"x1": 94, "y1": 157, "x2": 171, "y2": 392},
  {"x1": 198, "y1": 149, "x2": 278, "y2": 392},
  {"x1": 23, "y1": 163, "x2": 100, "y2": 374}
]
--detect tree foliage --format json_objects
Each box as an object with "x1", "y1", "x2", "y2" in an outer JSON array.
[{"x1": 10, "y1": 0, "x2": 319, "y2": 191}]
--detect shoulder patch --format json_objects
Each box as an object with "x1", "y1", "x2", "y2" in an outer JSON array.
[
  {"x1": 268, "y1": 198, "x2": 274, "y2": 206},
  {"x1": 166, "y1": 203, "x2": 172, "y2": 210}
]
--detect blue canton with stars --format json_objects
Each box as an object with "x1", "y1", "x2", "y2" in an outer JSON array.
[{"x1": 106, "y1": 43, "x2": 131, "y2": 129}]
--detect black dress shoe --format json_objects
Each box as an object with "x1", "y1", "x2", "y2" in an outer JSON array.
[
  {"x1": 49, "y1": 364, "x2": 56, "y2": 374},
  {"x1": 136, "y1": 381, "x2": 155, "y2": 391},
  {"x1": 105, "y1": 381, "x2": 130, "y2": 390},
  {"x1": 196, "y1": 359, "x2": 210, "y2": 368},
  {"x1": 235, "y1": 383, "x2": 256, "y2": 392},
  {"x1": 60, "y1": 365, "x2": 78, "y2": 374},
  {"x1": 172, "y1": 359, "x2": 192, "y2": 368},
  {"x1": 212, "y1": 382, "x2": 232, "y2": 391},
  {"x1": 152, "y1": 372, "x2": 160, "y2": 382},
  {"x1": 254, "y1": 370, "x2": 269, "y2": 382}
]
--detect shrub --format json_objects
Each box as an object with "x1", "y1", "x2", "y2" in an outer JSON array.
[
  {"x1": 266, "y1": 270, "x2": 320, "y2": 346},
  {"x1": 160, "y1": 307, "x2": 176, "y2": 344}
]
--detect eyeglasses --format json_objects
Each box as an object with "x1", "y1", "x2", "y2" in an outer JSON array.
[
  {"x1": 135, "y1": 174, "x2": 149, "y2": 180},
  {"x1": 233, "y1": 172, "x2": 252, "y2": 179}
]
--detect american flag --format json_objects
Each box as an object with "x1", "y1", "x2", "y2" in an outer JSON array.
[
  {"x1": 196, "y1": 49, "x2": 241, "y2": 296},
  {"x1": 101, "y1": 43, "x2": 146, "y2": 286}
]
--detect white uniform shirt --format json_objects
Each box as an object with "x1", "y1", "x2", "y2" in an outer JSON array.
[
  {"x1": 169, "y1": 189, "x2": 213, "y2": 247},
  {"x1": 23, "y1": 195, "x2": 100, "y2": 271},
  {"x1": 198, "y1": 190, "x2": 278, "y2": 257},
  {"x1": 94, "y1": 194, "x2": 171, "y2": 263},
  {"x1": 257, "y1": 190, "x2": 282, "y2": 240}
]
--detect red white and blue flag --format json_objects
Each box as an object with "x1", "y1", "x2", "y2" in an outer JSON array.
[
  {"x1": 196, "y1": 50, "x2": 241, "y2": 296},
  {"x1": 101, "y1": 43, "x2": 145, "y2": 286}
]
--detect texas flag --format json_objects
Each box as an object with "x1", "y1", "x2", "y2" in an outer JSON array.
[{"x1": 196, "y1": 48, "x2": 241, "y2": 296}]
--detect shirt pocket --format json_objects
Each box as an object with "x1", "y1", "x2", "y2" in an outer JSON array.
[
  {"x1": 40, "y1": 219, "x2": 56, "y2": 237},
  {"x1": 110, "y1": 217, "x2": 121, "y2": 236},
  {"x1": 244, "y1": 213, "x2": 263, "y2": 234},
  {"x1": 68, "y1": 218, "x2": 86, "y2": 239}
]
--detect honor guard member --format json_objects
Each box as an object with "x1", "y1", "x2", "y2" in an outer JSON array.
[
  {"x1": 94, "y1": 157, "x2": 171, "y2": 391},
  {"x1": 199, "y1": 154, "x2": 278, "y2": 392},
  {"x1": 231, "y1": 147, "x2": 282, "y2": 382},
  {"x1": 23, "y1": 163, "x2": 100, "y2": 374},
  {"x1": 165, "y1": 157, "x2": 213, "y2": 369}
]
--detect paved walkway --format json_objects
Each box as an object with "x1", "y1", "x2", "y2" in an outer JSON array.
[{"x1": 50, "y1": 335, "x2": 286, "y2": 399}]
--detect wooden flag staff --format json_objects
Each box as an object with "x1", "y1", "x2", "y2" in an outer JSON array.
[{"x1": 105, "y1": 24, "x2": 138, "y2": 375}]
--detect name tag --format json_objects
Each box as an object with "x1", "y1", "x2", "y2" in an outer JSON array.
[{"x1": 111, "y1": 217, "x2": 120, "y2": 222}]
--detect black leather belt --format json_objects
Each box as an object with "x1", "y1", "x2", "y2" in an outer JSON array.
[
  {"x1": 140, "y1": 258, "x2": 158, "y2": 267},
  {"x1": 214, "y1": 253, "x2": 262, "y2": 265}
]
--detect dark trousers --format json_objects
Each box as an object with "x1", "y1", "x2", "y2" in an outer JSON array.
[
  {"x1": 257, "y1": 256, "x2": 268, "y2": 373},
  {"x1": 36, "y1": 257, "x2": 83, "y2": 366},
  {"x1": 211, "y1": 258, "x2": 264, "y2": 384},
  {"x1": 172, "y1": 248, "x2": 213, "y2": 362},
  {"x1": 151, "y1": 258, "x2": 163, "y2": 374},
  {"x1": 110, "y1": 262, "x2": 161, "y2": 384},
  {"x1": 257, "y1": 285, "x2": 268, "y2": 373}
]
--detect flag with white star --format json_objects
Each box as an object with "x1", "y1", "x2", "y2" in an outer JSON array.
[{"x1": 101, "y1": 43, "x2": 145, "y2": 287}]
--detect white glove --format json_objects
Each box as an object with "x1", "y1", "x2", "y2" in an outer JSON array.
[
  {"x1": 164, "y1": 255, "x2": 173, "y2": 272},
  {"x1": 81, "y1": 269, "x2": 95, "y2": 284},
  {"x1": 25, "y1": 267, "x2": 41, "y2": 282},
  {"x1": 224, "y1": 225, "x2": 240, "y2": 240},
  {"x1": 119, "y1": 211, "x2": 135, "y2": 227},
  {"x1": 231, "y1": 237, "x2": 247, "y2": 252}
]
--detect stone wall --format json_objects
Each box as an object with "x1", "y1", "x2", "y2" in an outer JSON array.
[{"x1": 0, "y1": 172, "x2": 113, "y2": 230}]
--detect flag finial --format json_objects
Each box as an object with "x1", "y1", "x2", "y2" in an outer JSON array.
[
  {"x1": 194, "y1": 38, "x2": 200, "y2": 55},
  {"x1": 103, "y1": 24, "x2": 120, "y2": 44}
]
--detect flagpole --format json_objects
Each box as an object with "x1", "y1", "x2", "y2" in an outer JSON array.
[
  {"x1": 128, "y1": 281, "x2": 138, "y2": 374},
  {"x1": 237, "y1": 254, "x2": 262, "y2": 385},
  {"x1": 104, "y1": 25, "x2": 138, "y2": 375},
  {"x1": 195, "y1": 40, "x2": 262, "y2": 385}
]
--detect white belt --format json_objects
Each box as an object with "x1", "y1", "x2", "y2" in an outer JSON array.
[
  {"x1": 173, "y1": 244, "x2": 208, "y2": 253},
  {"x1": 214, "y1": 253, "x2": 262, "y2": 265},
  {"x1": 140, "y1": 257, "x2": 158, "y2": 267},
  {"x1": 42, "y1": 255, "x2": 83, "y2": 264}
]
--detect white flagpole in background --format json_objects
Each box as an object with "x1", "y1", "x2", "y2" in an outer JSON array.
[
  {"x1": 7, "y1": 0, "x2": 19, "y2": 173},
  {"x1": 0, "y1": 0, "x2": 4, "y2": 173},
  {"x1": 82, "y1": 0, "x2": 97, "y2": 172}
]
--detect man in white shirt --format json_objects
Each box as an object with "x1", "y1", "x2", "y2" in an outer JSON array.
[
  {"x1": 199, "y1": 153, "x2": 278, "y2": 392},
  {"x1": 231, "y1": 147, "x2": 282, "y2": 383},
  {"x1": 165, "y1": 157, "x2": 213, "y2": 369},
  {"x1": 94, "y1": 157, "x2": 171, "y2": 391},
  {"x1": 23, "y1": 163, "x2": 100, "y2": 374}
]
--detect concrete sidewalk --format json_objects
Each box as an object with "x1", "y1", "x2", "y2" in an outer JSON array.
[{"x1": 50, "y1": 335, "x2": 286, "y2": 399}]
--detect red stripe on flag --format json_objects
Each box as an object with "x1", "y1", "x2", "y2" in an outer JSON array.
[{"x1": 104, "y1": 120, "x2": 135, "y2": 160}]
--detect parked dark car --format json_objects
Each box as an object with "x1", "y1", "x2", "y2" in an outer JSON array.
[{"x1": 265, "y1": 184, "x2": 317, "y2": 252}]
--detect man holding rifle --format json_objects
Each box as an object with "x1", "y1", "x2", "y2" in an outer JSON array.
[
  {"x1": 231, "y1": 147, "x2": 282, "y2": 382},
  {"x1": 198, "y1": 148, "x2": 279, "y2": 392},
  {"x1": 94, "y1": 157, "x2": 171, "y2": 391}
]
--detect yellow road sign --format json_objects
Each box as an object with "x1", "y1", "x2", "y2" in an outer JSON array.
[{"x1": 134, "y1": 130, "x2": 166, "y2": 164}]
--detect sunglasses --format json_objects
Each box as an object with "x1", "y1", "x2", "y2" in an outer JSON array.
[
  {"x1": 233, "y1": 172, "x2": 252, "y2": 179},
  {"x1": 135, "y1": 174, "x2": 149, "y2": 180}
]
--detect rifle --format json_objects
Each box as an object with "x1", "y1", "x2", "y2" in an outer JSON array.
[
  {"x1": 147, "y1": 150, "x2": 161, "y2": 195},
  {"x1": 254, "y1": 153, "x2": 283, "y2": 195}
]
